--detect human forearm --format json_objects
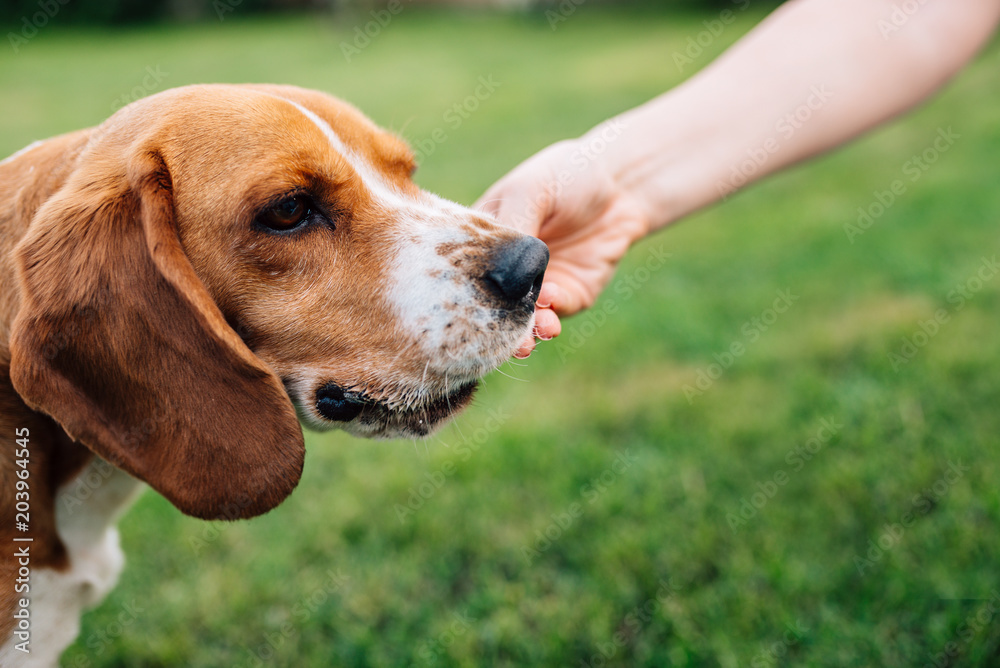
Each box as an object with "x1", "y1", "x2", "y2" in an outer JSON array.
[
  {"x1": 478, "y1": 0, "x2": 1000, "y2": 343},
  {"x1": 591, "y1": 0, "x2": 1000, "y2": 231}
]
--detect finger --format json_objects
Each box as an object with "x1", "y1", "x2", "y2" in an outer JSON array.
[
  {"x1": 513, "y1": 334, "x2": 536, "y2": 359},
  {"x1": 485, "y1": 184, "x2": 551, "y2": 238},
  {"x1": 539, "y1": 280, "x2": 578, "y2": 317},
  {"x1": 473, "y1": 185, "x2": 503, "y2": 217},
  {"x1": 540, "y1": 273, "x2": 596, "y2": 318},
  {"x1": 536, "y1": 282, "x2": 559, "y2": 309},
  {"x1": 533, "y1": 307, "x2": 561, "y2": 341}
]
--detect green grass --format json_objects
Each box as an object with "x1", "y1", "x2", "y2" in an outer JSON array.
[{"x1": 3, "y1": 7, "x2": 1000, "y2": 667}]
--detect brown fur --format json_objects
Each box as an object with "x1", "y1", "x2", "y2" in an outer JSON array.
[
  {"x1": 1, "y1": 129, "x2": 99, "y2": 640},
  {"x1": 0, "y1": 84, "x2": 530, "y2": 647}
]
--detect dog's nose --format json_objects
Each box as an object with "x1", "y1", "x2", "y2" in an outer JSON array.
[
  {"x1": 316, "y1": 384, "x2": 367, "y2": 422},
  {"x1": 482, "y1": 236, "x2": 549, "y2": 305}
]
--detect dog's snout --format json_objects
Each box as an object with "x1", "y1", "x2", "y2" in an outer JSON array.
[
  {"x1": 482, "y1": 236, "x2": 549, "y2": 305},
  {"x1": 316, "y1": 384, "x2": 367, "y2": 422}
]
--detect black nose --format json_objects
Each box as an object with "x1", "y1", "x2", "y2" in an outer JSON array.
[
  {"x1": 316, "y1": 384, "x2": 367, "y2": 422},
  {"x1": 482, "y1": 236, "x2": 549, "y2": 305}
]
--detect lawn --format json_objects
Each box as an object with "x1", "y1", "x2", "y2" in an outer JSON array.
[{"x1": 2, "y1": 6, "x2": 1000, "y2": 667}]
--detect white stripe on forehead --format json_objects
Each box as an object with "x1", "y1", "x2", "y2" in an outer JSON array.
[
  {"x1": 282, "y1": 98, "x2": 473, "y2": 222},
  {"x1": 285, "y1": 100, "x2": 414, "y2": 211},
  {"x1": 286, "y1": 101, "x2": 355, "y2": 165}
]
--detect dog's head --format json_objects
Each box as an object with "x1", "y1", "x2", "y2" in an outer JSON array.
[{"x1": 7, "y1": 84, "x2": 546, "y2": 519}]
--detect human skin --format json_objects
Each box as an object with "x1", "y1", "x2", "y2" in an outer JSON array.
[{"x1": 476, "y1": 0, "x2": 1000, "y2": 357}]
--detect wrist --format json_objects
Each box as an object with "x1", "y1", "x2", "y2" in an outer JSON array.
[{"x1": 579, "y1": 92, "x2": 720, "y2": 234}]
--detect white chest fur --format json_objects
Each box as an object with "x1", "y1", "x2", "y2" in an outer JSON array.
[{"x1": 0, "y1": 459, "x2": 145, "y2": 667}]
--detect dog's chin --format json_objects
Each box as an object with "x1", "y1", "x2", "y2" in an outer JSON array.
[
  {"x1": 294, "y1": 315, "x2": 535, "y2": 439},
  {"x1": 295, "y1": 380, "x2": 479, "y2": 439},
  {"x1": 344, "y1": 381, "x2": 479, "y2": 439}
]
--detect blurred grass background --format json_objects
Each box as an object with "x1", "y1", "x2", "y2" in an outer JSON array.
[{"x1": 2, "y1": 4, "x2": 1000, "y2": 667}]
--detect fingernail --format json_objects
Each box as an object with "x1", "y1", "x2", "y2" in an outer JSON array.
[{"x1": 538, "y1": 284, "x2": 559, "y2": 309}]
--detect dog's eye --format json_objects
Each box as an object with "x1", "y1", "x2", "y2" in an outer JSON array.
[{"x1": 260, "y1": 195, "x2": 311, "y2": 231}]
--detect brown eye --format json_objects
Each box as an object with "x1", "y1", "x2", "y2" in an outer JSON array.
[{"x1": 260, "y1": 195, "x2": 311, "y2": 231}]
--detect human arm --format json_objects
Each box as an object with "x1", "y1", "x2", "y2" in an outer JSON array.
[{"x1": 479, "y1": 0, "x2": 1000, "y2": 355}]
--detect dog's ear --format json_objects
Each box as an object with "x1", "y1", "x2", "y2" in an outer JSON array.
[{"x1": 9, "y1": 147, "x2": 305, "y2": 520}]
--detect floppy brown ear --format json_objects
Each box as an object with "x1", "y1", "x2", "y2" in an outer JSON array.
[{"x1": 9, "y1": 148, "x2": 305, "y2": 520}]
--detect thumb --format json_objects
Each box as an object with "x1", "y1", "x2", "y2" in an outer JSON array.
[{"x1": 475, "y1": 179, "x2": 553, "y2": 238}]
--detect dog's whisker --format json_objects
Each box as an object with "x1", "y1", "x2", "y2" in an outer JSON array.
[{"x1": 493, "y1": 366, "x2": 528, "y2": 383}]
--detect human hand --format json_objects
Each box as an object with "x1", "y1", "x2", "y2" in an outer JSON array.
[{"x1": 476, "y1": 138, "x2": 651, "y2": 358}]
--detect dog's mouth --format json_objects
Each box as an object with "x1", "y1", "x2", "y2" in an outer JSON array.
[{"x1": 313, "y1": 380, "x2": 478, "y2": 438}]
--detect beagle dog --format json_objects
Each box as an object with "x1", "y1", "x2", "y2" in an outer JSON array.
[{"x1": 0, "y1": 84, "x2": 547, "y2": 666}]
